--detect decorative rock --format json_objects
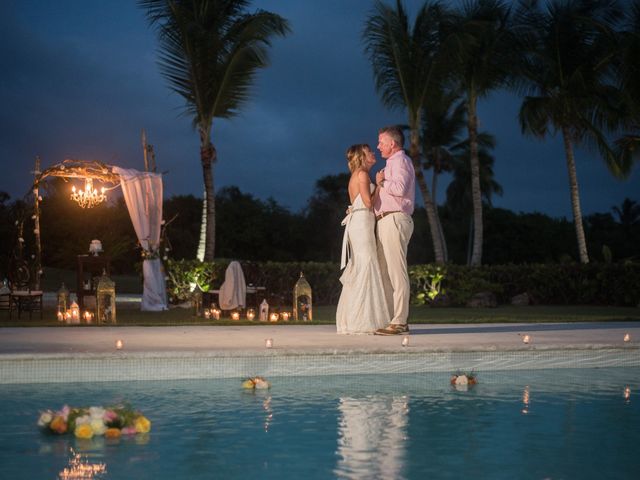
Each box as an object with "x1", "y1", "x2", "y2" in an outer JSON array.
[
  {"x1": 466, "y1": 292, "x2": 497, "y2": 308},
  {"x1": 511, "y1": 292, "x2": 530, "y2": 306}
]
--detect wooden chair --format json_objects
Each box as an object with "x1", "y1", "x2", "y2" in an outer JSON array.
[{"x1": 8, "y1": 261, "x2": 43, "y2": 320}]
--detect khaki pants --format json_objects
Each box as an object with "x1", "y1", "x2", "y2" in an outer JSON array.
[{"x1": 376, "y1": 213, "x2": 413, "y2": 325}]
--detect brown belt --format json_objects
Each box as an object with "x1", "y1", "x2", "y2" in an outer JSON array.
[{"x1": 376, "y1": 211, "x2": 402, "y2": 221}]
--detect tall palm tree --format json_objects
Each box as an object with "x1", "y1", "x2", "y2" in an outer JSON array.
[
  {"x1": 612, "y1": 198, "x2": 640, "y2": 227},
  {"x1": 421, "y1": 89, "x2": 467, "y2": 262},
  {"x1": 445, "y1": 133, "x2": 503, "y2": 264},
  {"x1": 363, "y1": 0, "x2": 453, "y2": 264},
  {"x1": 139, "y1": 0, "x2": 290, "y2": 261},
  {"x1": 514, "y1": 0, "x2": 626, "y2": 263},
  {"x1": 447, "y1": 0, "x2": 516, "y2": 266},
  {"x1": 613, "y1": 0, "x2": 640, "y2": 166}
]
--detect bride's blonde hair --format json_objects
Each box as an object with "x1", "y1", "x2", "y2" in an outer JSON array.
[{"x1": 346, "y1": 144, "x2": 370, "y2": 173}]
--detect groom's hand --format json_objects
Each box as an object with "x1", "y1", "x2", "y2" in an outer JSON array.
[{"x1": 376, "y1": 170, "x2": 385, "y2": 186}]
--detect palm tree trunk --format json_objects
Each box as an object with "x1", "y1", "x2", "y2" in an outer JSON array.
[
  {"x1": 431, "y1": 150, "x2": 448, "y2": 262},
  {"x1": 561, "y1": 126, "x2": 589, "y2": 263},
  {"x1": 199, "y1": 126, "x2": 216, "y2": 262},
  {"x1": 409, "y1": 127, "x2": 445, "y2": 264},
  {"x1": 467, "y1": 93, "x2": 483, "y2": 266}
]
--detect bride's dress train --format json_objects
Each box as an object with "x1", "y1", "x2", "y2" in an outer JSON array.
[{"x1": 336, "y1": 194, "x2": 390, "y2": 334}]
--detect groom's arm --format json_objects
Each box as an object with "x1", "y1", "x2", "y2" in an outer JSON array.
[{"x1": 381, "y1": 159, "x2": 413, "y2": 197}]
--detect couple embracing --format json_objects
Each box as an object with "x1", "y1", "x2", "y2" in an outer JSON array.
[{"x1": 336, "y1": 125, "x2": 415, "y2": 335}]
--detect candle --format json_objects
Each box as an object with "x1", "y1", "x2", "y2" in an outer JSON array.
[
  {"x1": 247, "y1": 309, "x2": 255, "y2": 321},
  {"x1": 401, "y1": 335, "x2": 409, "y2": 347},
  {"x1": 64, "y1": 311, "x2": 72, "y2": 323},
  {"x1": 265, "y1": 338, "x2": 273, "y2": 348},
  {"x1": 231, "y1": 311, "x2": 240, "y2": 321},
  {"x1": 281, "y1": 312, "x2": 290, "y2": 321},
  {"x1": 624, "y1": 386, "x2": 631, "y2": 401},
  {"x1": 270, "y1": 312, "x2": 279, "y2": 322},
  {"x1": 212, "y1": 308, "x2": 221, "y2": 320},
  {"x1": 204, "y1": 309, "x2": 211, "y2": 319},
  {"x1": 57, "y1": 311, "x2": 64, "y2": 322},
  {"x1": 83, "y1": 311, "x2": 92, "y2": 322},
  {"x1": 624, "y1": 333, "x2": 630, "y2": 342},
  {"x1": 522, "y1": 334, "x2": 530, "y2": 344},
  {"x1": 115, "y1": 339, "x2": 123, "y2": 350}
]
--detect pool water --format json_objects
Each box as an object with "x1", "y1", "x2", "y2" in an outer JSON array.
[{"x1": 0, "y1": 368, "x2": 638, "y2": 479}]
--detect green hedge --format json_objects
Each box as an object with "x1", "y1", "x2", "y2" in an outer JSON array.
[{"x1": 166, "y1": 260, "x2": 640, "y2": 307}]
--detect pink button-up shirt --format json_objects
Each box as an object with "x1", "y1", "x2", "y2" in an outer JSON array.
[{"x1": 374, "y1": 150, "x2": 415, "y2": 216}]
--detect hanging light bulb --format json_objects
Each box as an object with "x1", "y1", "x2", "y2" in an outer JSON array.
[{"x1": 71, "y1": 178, "x2": 107, "y2": 208}]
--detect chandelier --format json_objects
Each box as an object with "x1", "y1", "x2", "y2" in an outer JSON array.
[{"x1": 71, "y1": 178, "x2": 107, "y2": 208}]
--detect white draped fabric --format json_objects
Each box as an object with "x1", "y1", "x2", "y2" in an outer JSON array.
[
  {"x1": 113, "y1": 167, "x2": 168, "y2": 311},
  {"x1": 218, "y1": 261, "x2": 246, "y2": 310}
]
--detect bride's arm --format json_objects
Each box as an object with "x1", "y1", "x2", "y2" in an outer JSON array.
[{"x1": 357, "y1": 170, "x2": 373, "y2": 208}]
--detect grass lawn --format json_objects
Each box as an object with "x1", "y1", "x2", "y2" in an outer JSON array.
[{"x1": 1, "y1": 304, "x2": 638, "y2": 328}]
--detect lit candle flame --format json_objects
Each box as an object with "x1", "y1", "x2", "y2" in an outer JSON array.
[
  {"x1": 623, "y1": 333, "x2": 630, "y2": 343},
  {"x1": 265, "y1": 338, "x2": 273, "y2": 348},
  {"x1": 115, "y1": 339, "x2": 123, "y2": 350},
  {"x1": 522, "y1": 334, "x2": 530, "y2": 344}
]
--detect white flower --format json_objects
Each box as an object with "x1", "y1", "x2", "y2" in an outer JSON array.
[
  {"x1": 89, "y1": 406, "x2": 106, "y2": 419},
  {"x1": 75, "y1": 414, "x2": 91, "y2": 425},
  {"x1": 18, "y1": 237, "x2": 24, "y2": 243},
  {"x1": 38, "y1": 196, "x2": 43, "y2": 201},
  {"x1": 33, "y1": 229, "x2": 39, "y2": 234},
  {"x1": 455, "y1": 375, "x2": 469, "y2": 385},
  {"x1": 37, "y1": 411, "x2": 53, "y2": 427},
  {"x1": 31, "y1": 215, "x2": 36, "y2": 220},
  {"x1": 90, "y1": 418, "x2": 107, "y2": 435},
  {"x1": 161, "y1": 220, "x2": 166, "y2": 225}
]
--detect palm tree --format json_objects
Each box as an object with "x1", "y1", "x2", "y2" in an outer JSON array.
[
  {"x1": 421, "y1": 89, "x2": 467, "y2": 262},
  {"x1": 363, "y1": 0, "x2": 453, "y2": 264},
  {"x1": 446, "y1": 0, "x2": 516, "y2": 266},
  {"x1": 139, "y1": 0, "x2": 290, "y2": 261},
  {"x1": 514, "y1": 0, "x2": 626, "y2": 263},
  {"x1": 445, "y1": 133, "x2": 503, "y2": 264},
  {"x1": 612, "y1": 198, "x2": 640, "y2": 227},
  {"x1": 613, "y1": 0, "x2": 640, "y2": 166}
]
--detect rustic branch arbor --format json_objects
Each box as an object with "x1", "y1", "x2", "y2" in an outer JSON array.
[{"x1": 30, "y1": 159, "x2": 120, "y2": 290}]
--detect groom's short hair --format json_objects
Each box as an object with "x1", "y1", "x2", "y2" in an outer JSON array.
[{"x1": 379, "y1": 125, "x2": 404, "y2": 148}]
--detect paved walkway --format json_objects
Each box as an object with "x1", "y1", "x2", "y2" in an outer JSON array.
[{"x1": 1, "y1": 322, "x2": 639, "y2": 355}]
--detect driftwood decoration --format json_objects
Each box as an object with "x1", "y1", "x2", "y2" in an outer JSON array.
[{"x1": 33, "y1": 159, "x2": 120, "y2": 188}]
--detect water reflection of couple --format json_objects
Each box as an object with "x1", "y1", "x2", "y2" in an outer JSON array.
[
  {"x1": 335, "y1": 396, "x2": 409, "y2": 479},
  {"x1": 336, "y1": 126, "x2": 415, "y2": 335}
]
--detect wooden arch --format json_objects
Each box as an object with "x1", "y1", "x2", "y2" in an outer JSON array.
[{"x1": 28, "y1": 158, "x2": 122, "y2": 290}]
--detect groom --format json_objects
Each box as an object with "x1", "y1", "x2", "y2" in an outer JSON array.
[{"x1": 373, "y1": 126, "x2": 415, "y2": 335}]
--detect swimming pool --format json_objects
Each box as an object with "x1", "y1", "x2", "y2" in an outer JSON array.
[{"x1": 0, "y1": 368, "x2": 638, "y2": 479}]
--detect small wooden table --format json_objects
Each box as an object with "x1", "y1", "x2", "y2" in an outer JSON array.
[{"x1": 77, "y1": 255, "x2": 111, "y2": 311}]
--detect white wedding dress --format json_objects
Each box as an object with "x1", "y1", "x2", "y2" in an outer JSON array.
[{"x1": 336, "y1": 193, "x2": 390, "y2": 334}]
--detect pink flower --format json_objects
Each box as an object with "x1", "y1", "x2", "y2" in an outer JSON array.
[
  {"x1": 103, "y1": 410, "x2": 118, "y2": 422},
  {"x1": 121, "y1": 427, "x2": 137, "y2": 435}
]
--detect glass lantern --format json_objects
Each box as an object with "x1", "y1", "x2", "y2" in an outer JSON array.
[
  {"x1": 57, "y1": 283, "x2": 70, "y2": 314},
  {"x1": 293, "y1": 272, "x2": 312, "y2": 322},
  {"x1": 192, "y1": 285, "x2": 203, "y2": 317},
  {"x1": 96, "y1": 271, "x2": 116, "y2": 324}
]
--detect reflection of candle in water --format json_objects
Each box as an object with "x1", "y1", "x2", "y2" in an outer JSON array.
[
  {"x1": 522, "y1": 385, "x2": 530, "y2": 414},
  {"x1": 115, "y1": 339, "x2": 123, "y2": 350},
  {"x1": 247, "y1": 309, "x2": 255, "y2": 321},
  {"x1": 624, "y1": 333, "x2": 630, "y2": 342},
  {"x1": 401, "y1": 335, "x2": 409, "y2": 347},
  {"x1": 624, "y1": 386, "x2": 631, "y2": 402},
  {"x1": 270, "y1": 313, "x2": 279, "y2": 322},
  {"x1": 522, "y1": 334, "x2": 530, "y2": 344},
  {"x1": 231, "y1": 311, "x2": 240, "y2": 321},
  {"x1": 265, "y1": 338, "x2": 273, "y2": 348}
]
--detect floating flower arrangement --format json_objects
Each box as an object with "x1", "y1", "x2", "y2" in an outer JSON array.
[
  {"x1": 37, "y1": 404, "x2": 151, "y2": 439},
  {"x1": 242, "y1": 376, "x2": 271, "y2": 389},
  {"x1": 450, "y1": 372, "x2": 477, "y2": 387}
]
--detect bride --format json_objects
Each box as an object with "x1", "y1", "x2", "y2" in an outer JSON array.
[{"x1": 336, "y1": 144, "x2": 390, "y2": 334}]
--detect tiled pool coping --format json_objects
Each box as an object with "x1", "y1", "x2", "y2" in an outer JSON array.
[{"x1": 1, "y1": 323, "x2": 638, "y2": 383}]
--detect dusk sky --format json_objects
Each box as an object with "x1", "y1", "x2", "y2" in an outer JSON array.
[{"x1": 1, "y1": 0, "x2": 638, "y2": 218}]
